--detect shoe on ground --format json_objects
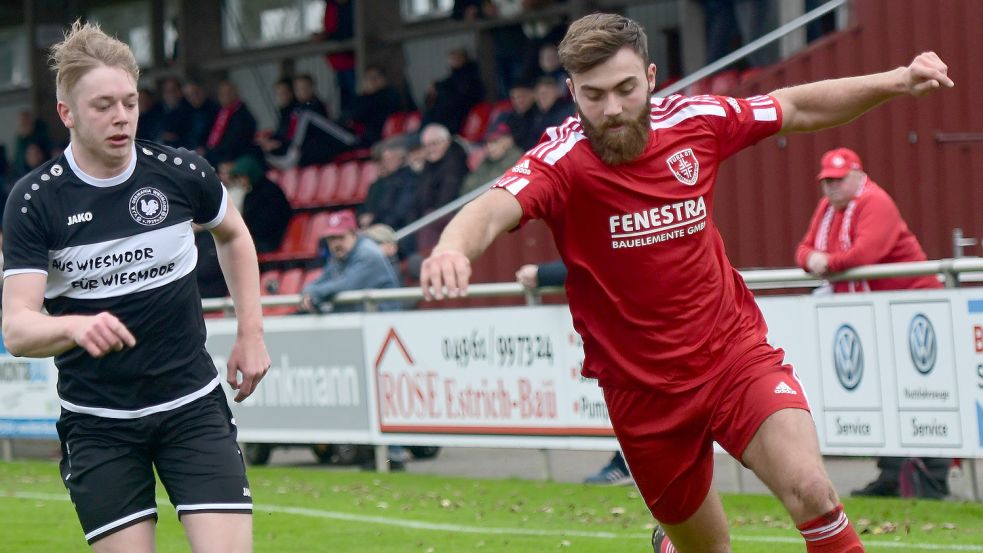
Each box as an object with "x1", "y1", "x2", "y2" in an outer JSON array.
[
  {"x1": 851, "y1": 478, "x2": 898, "y2": 497},
  {"x1": 584, "y1": 461, "x2": 633, "y2": 486}
]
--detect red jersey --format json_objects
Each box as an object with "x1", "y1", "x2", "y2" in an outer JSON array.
[
  {"x1": 495, "y1": 94, "x2": 783, "y2": 390},
  {"x1": 795, "y1": 178, "x2": 941, "y2": 293}
]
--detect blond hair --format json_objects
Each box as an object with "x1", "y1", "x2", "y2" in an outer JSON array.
[
  {"x1": 558, "y1": 13, "x2": 648, "y2": 75},
  {"x1": 49, "y1": 20, "x2": 139, "y2": 103}
]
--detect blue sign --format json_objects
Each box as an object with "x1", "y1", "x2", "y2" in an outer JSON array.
[
  {"x1": 833, "y1": 324, "x2": 864, "y2": 390},
  {"x1": 907, "y1": 314, "x2": 937, "y2": 375},
  {"x1": 978, "y1": 401, "x2": 983, "y2": 447}
]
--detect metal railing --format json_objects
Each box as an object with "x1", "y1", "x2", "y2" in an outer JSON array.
[{"x1": 202, "y1": 257, "x2": 983, "y2": 314}]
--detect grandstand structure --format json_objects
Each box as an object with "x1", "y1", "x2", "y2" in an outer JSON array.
[{"x1": 0, "y1": 0, "x2": 979, "y2": 295}]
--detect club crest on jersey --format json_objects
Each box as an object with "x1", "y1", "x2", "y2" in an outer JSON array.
[
  {"x1": 667, "y1": 148, "x2": 699, "y2": 186},
  {"x1": 129, "y1": 187, "x2": 169, "y2": 226}
]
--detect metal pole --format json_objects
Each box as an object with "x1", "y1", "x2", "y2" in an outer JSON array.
[
  {"x1": 966, "y1": 459, "x2": 981, "y2": 502},
  {"x1": 953, "y1": 228, "x2": 977, "y2": 259}
]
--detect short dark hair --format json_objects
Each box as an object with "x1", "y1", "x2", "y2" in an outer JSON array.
[{"x1": 558, "y1": 13, "x2": 648, "y2": 75}]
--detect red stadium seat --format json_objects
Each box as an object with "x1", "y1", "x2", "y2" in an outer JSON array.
[
  {"x1": 298, "y1": 210, "x2": 339, "y2": 257},
  {"x1": 355, "y1": 161, "x2": 379, "y2": 202},
  {"x1": 467, "y1": 146, "x2": 487, "y2": 171},
  {"x1": 487, "y1": 99, "x2": 512, "y2": 128},
  {"x1": 278, "y1": 167, "x2": 301, "y2": 204},
  {"x1": 333, "y1": 161, "x2": 361, "y2": 204},
  {"x1": 257, "y1": 212, "x2": 311, "y2": 263},
  {"x1": 264, "y1": 268, "x2": 304, "y2": 316},
  {"x1": 313, "y1": 163, "x2": 340, "y2": 206},
  {"x1": 302, "y1": 267, "x2": 324, "y2": 289},
  {"x1": 265, "y1": 168, "x2": 282, "y2": 185},
  {"x1": 293, "y1": 165, "x2": 321, "y2": 207},
  {"x1": 381, "y1": 112, "x2": 407, "y2": 139},
  {"x1": 459, "y1": 102, "x2": 493, "y2": 143},
  {"x1": 260, "y1": 269, "x2": 281, "y2": 295},
  {"x1": 403, "y1": 111, "x2": 422, "y2": 133}
]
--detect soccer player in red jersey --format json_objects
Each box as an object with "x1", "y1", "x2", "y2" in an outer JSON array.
[{"x1": 419, "y1": 13, "x2": 953, "y2": 553}]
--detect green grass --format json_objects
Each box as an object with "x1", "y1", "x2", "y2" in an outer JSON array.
[{"x1": 1, "y1": 460, "x2": 982, "y2": 552}]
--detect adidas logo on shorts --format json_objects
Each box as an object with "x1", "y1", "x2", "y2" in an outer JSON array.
[{"x1": 774, "y1": 381, "x2": 797, "y2": 395}]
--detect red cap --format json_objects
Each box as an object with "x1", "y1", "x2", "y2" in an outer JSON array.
[
  {"x1": 484, "y1": 122, "x2": 512, "y2": 143},
  {"x1": 322, "y1": 210, "x2": 357, "y2": 237},
  {"x1": 817, "y1": 147, "x2": 863, "y2": 181}
]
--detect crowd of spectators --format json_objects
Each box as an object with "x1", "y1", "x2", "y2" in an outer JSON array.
[{"x1": 0, "y1": 0, "x2": 816, "y2": 311}]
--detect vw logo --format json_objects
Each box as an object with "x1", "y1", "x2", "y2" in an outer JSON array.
[
  {"x1": 908, "y1": 314, "x2": 937, "y2": 375},
  {"x1": 833, "y1": 324, "x2": 863, "y2": 390}
]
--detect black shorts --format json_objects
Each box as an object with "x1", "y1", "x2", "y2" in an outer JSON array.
[{"x1": 56, "y1": 385, "x2": 252, "y2": 544}]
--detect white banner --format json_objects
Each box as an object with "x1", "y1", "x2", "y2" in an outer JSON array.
[
  {"x1": 0, "y1": 338, "x2": 59, "y2": 438},
  {"x1": 363, "y1": 308, "x2": 609, "y2": 439}
]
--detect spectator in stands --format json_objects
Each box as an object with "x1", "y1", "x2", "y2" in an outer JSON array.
[
  {"x1": 796, "y1": 147, "x2": 951, "y2": 499},
  {"x1": 258, "y1": 77, "x2": 299, "y2": 157},
  {"x1": 294, "y1": 74, "x2": 329, "y2": 118},
  {"x1": 205, "y1": 80, "x2": 258, "y2": 165},
  {"x1": 531, "y1": 75, "x2": 574, "y2": 137},
  {"x1": 299, "y1": 210, "x2": 402, "y2": 313},
  {"x1": 495, "y1": 81, "x2": 539, "y2": 150},
  {"x1": 413, "y1": 123, "x2": 470, "y2": 250},
  {"x1": 157, "y1": 76, "x2": 191, "y2": 147},
  {"x1": 460, "y1": 123, "x2": 523, "y2": 196},
  {"x1": 318, "y1": 0, "x2": 356, "y2": 116},
  {"x1": 291, "y1": 73, "x2": 356, "y2": 167},
  {"x1": 13, "y1": 110, "x2": 50, "y2": 178},
  {"x1": 423, "y1": 48, "x2": 485, "y2": 135},
  {"x1": 182, "y1": 80, "x2": 219, "y2": 153},
  {"x1": 532, "y1": 43, "x2": 570, "y2": 99},
  {"x1": 358, "y1": 137, "x2": 418, "y2": 230},
  {"x1": 702, "y1": 0, "x2": 776, "y2": 70},
  {"x1": 136, "y1": 87, "x2": 164, "y2": 141},
  {"x1": 347, "y1": 65, "x2": 406, "y2": 147},
  {"x1": 11, "y1": 141, "x2": 50, "y2": 182},
  {"x1": 195, "y1": 230, "x2": 229, "y2": 299},
  {"x1": 226, "y1": 155, "x2": 293, "y2": 254}
]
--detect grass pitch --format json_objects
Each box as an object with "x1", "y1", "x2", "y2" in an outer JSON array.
[{"x1": 1, "y1": 460, "x2": 982, "y2": 552}]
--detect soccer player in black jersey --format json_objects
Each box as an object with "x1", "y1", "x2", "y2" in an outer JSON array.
[{"x1": 2, "y1": 21, "x2": 270, "y2": 552}]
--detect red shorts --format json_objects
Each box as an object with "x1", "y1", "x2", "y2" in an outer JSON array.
[{"x1": 603, "y1": 341, "x2": 810, "y2": 525}]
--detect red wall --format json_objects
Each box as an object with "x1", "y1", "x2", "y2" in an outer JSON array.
[
  {"x1": 470, "y1": 0, "x2": 983, "y2": 287},
  {"x1": 718, "y1": 0, "x2": 983, "y2": 268}
]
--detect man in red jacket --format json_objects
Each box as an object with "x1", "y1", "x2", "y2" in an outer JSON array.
[
  {"x1": 797, "y1": 147, "x2": 950, "y2": 499},
  {"x1": 796, "y1": 147, "x2": 942, "y2": 292}
]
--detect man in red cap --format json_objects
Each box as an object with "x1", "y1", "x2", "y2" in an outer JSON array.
[
  {"x1": 299, "y1": 209, "x2": 401, "y2": 313},
  {"x1": 796, "y1": 148, "x2": 951, "y2": 499},
  {"x1": 796, "y1": 147, "x2": 942, "y2": 293}
]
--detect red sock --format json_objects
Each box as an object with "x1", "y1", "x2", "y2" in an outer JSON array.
[{"x1": 797, "y1": 504, "x2": 865, "y2": 552}]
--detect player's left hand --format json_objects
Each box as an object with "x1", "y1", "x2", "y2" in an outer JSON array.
[
  {"x1": 902, "y1": 51, "x2": 954, "y2": 96},
  {"x1": 226, "y1": 333, "x2": 271, "y2": 403}
]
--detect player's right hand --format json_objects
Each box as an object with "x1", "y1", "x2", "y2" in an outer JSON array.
[
  {"x1": 71, "y1": 312, "x2": 136, "y2": 358},
  {"x1": 420, "y1": 249, "x2": 471, "y2": 301}
]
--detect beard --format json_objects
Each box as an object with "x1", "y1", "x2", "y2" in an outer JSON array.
[{"x1": 578, "y1": 104, "x2": 650, "y2": 165}]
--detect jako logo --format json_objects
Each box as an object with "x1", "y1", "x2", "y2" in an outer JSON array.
[
  {"x1": 908, "y1": 314, "x2": 937, "y2": 375},
  {"x1": 66, "y1": 212, "x2": 93, "y2": 226},
  {"x1": 833, "y1": 324, "x2": 864, "y2": 390}
]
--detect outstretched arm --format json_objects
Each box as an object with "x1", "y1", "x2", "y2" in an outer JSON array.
[
  {"x1": 773, "y1": 52, "x2": 953, "y2": 135},
  {"x1": 420, "y1": 189, "x2": 523, "y2": 300}
]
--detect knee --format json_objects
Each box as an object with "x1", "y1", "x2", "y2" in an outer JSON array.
[{"x1": 789, "y1": 470, "x2": 837, "y2": 512}]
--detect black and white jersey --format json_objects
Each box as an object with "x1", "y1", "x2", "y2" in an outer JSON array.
[{"x1": 2, "y1": 140, "x2": 228, "y2": 417}]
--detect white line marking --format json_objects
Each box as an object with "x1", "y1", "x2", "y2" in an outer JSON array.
[{"x1": 3, "y1": 491, "x2": 980, "y2": 551}]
